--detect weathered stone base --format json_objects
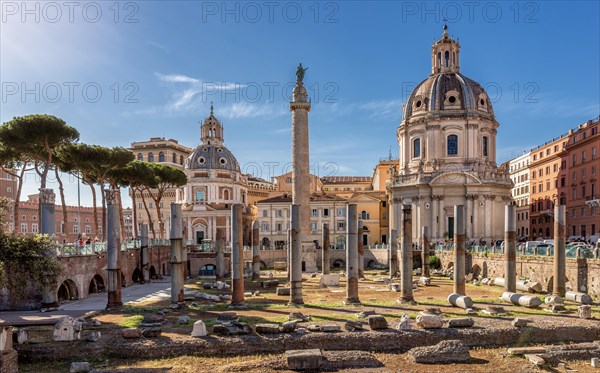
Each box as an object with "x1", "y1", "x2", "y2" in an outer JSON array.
[
  {"x1": 15, "y1": 322, "x2": 600, "y2": 363},
  {"x1": 0, "y1": 350, "x2": 18, "y2": 373}
]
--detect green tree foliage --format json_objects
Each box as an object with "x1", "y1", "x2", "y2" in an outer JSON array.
[
  {"x1": 56, "y1": 144, "x2": 105, "y2": 236},
  {"x1": 0, "y1": 143, "x2": 33, "y2": 229},
  {"x1": 429, "y1": 255, "x2": 441, "y2": 270},
  {"x1": 0, "y1": 114, "x2": 79, "y2": 189},
  {"x1": 147, "y1": 163, "x2": 187, "y2": 239},
  {"x1": 84, "y1": 146, "x2": 134, "y2": 240},
  {"x1": 0, "y1": 196, "x2": 11, "y2": 231},
  {"x1": 0, "y1": 232, "x2": 62, "y2": 308},
  {"x1": 119, "y1": 161, "x2": 158, "y2": 238}
]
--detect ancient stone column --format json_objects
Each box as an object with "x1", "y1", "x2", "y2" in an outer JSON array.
[
  {"x1": 252, "y1": 220, "x2": 260, "y2": 281},
  {"x1": 421, "y1": 226, "x2": 430, "y2": 277},
  {"x1": 39, "y1": 188, "x2": 56, "y2": 235},
  {"x1": 290, "y1": 70, "x2": 317, "y2": 272},
  {"x1": 141, "y1": 224, "x2": 150, "y2": 283},
  {"x1": 505, "y1": 205, "x2": 517, "y2": 292},
  {"x1": 170, "y1": 203, "x2": 184, "y2": 306},
  {"x1": 230, "y1": 204, "x2": 246, "y2": 307},
  {"x1": 553, "y1": 205, "x2": 566, "y2": 297},
  {"x1": 105, "y1": 189, "x2": 122, "y2": 310},
  {"x1": 358, "y1": 219, "x2": 365, "y2": 279},
  {"x1": 39, "y1": 188, "x2": 59, "y2": 309},
  {"x1": 215, "y1": 236, "x2": 225, "y2": 281},
  {"x1": 453, "y1": 205, "x2": 466, "y2": 295},
  {"x1": 286, "y1": 228, "x2": 291, "y2": 282},
  {"x1": 345, "y1": 204, "x2": 360, "y2": 304},
  {"x1": 399, "y1": 204, "x2": 414, "y2": 303},
  {"x1": 322, "y1": 223, "x2": 330, "y2": 275},
  {"x1": 389, "y1": 229, "x2": 398, "y2": 278},
  {"x1": 289, "y1": 204, "x2": 304, "y2": 305}
]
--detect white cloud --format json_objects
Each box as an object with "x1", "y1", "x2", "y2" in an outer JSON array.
[
  {"x1": 156, "y1": 73, "x2": 199, "y2": 84},
  {"x1": 220, "y1": 102, "x2": 287, "y2": 119}
]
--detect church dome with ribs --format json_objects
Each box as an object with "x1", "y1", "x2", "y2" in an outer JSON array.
[
  {"x1": 403, "y1": 25, "x2": 496, "y2": 124},
  {"x1": 186, "y1": 106, "x2": 240, "y2": 173}
]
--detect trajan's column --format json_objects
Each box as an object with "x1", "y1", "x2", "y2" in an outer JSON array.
[{"x1": 290, "y1": 63, "x2": 318, "y2": 280}]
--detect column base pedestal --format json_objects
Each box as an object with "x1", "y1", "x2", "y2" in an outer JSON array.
[
  {"x1": 397, "y1": 298, "x2": 416, "y2": 305},
  {"x1": 343, "y1": 299, "x2": 362, "y2": 306}
]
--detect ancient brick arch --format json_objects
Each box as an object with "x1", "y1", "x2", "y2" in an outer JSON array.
[
  {"x1": 88, "y1": 274, "x2": 106, "y2": 294},
  {"x1": 57, "y1": 279, "x2": 79, "y2": 302}
]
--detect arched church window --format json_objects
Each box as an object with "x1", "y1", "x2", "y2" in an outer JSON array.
[
  {"x1": 172, "y1": 153, "x2": 177, "y2": 163},
  {"x1": 483, "y1": 136, "x2": 489, "y2": 157},
  {"x1": 447, "y1": 135, "x2": 458, "y2": 156},
  {"x1": 223, "y1": 189, "x2": 230, "y2": 200},
  {"x1": 137, "y1": 153, "x2": 143, "y2": 161},
  {"x1": 148, "y1": 152, "x2": 154, "y2": 162},
  {"x1": 444, "y1": 51, "x2": 449, "y2": 67},
  {"x1": 158, "y1": 152, "x2": 165, "y2": 162},
  {"x1": 180, "y1": 155, "x2": 184, "y2": 165},
  {"x1": 437, "y1": 52, "x2": 441, "y2": 70},
  {"x1": 413, "y1": 138, "x2": 421, "y2": 158}
]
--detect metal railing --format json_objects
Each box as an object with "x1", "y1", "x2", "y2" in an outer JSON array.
[{"x1": 434, "y1": 243, "x2": 598, "y2": 259}]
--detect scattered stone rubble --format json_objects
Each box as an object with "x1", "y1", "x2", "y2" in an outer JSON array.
[{"x1": 409, "y1": 340, "x2": 471, "y2": 363}]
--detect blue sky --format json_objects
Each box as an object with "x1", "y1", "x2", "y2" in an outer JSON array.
[{"x1": 1, "y1": 1, "x2": 599, "y2": 207}]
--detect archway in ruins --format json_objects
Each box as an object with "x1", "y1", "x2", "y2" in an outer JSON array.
[
  {"x1": 149, "y1": 266, "x2": 157, "y2": 279},
  {"x1": 132, "y1": 268, "x2": 143, "y2": 283},
  {"x1": 472, "y1": 264, "x2": 481, "y2": 278},
  {"x1": 332, "y1": 259, "x2": 345, "y2": 269},
  {"x1": 88, "y1": 274, "x2": 105, "y2": 294},
  {"x1": 57, "y1": 279, "x2": 79, "y2": 302}
]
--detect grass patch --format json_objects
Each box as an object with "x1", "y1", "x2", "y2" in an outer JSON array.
[
  {"x1": 120, "y1": 315, "x2": 144, "y2": 328},
  {"x1": 121, "y1": 306, "x2": 162, "y2": 314}
]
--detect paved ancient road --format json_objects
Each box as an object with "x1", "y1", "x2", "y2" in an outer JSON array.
[{"x1": 0, "y1": 279, "x2": 172, "y2": 326}]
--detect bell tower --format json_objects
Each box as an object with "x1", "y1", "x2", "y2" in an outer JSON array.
[
  {"x1": 431, "y1": 24, "x2": 461, "y2": 74},
  {"x1": 200, "y1": 102, "x2": 224, "y2": 146}
]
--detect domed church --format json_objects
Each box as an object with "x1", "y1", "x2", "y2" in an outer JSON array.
[
  {"x1": 388, "y1": 26, "x2": 513, "y2": 244},
  {"x1": 178, "y1": 104, "x2": 248, "y2": 245}
]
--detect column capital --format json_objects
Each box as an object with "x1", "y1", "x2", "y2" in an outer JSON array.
[
  {"x1": 104, "y1": 189, "x2": 120, "y2": 205},
  {"x1": 39, "y1": 188, "x2": 56, "y2": 204}
]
